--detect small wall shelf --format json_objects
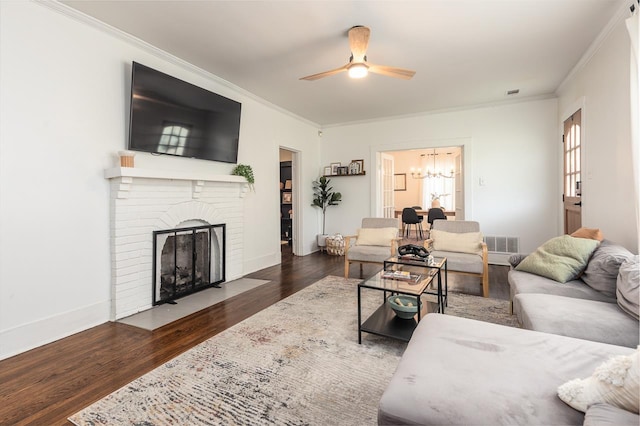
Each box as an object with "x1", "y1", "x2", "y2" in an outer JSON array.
[{"x1": 323, "y1": 171, "x2": 366, "y2": 178}]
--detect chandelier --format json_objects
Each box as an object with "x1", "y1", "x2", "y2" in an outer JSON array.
[{"x1": 410, "y1": 149, "x2": 454, "y2": 179}]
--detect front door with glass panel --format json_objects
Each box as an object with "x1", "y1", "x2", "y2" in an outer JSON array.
[{"x1": 563, "y1": 110, "x2": 582, "y2": 234}]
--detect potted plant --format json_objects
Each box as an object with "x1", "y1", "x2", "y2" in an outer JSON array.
[
  {"x1": 231, "y1": 164, "x2": 255, "y2": 190},
  {"x1": 311, "y1": 176, "x2": 342, "y2": 246}
]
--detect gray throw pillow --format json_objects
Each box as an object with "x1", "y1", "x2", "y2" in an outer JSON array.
[
  {"x1": 616, "y1": 255, "x2": 639, "y2": 320},
  {"x1": 508, "y1": 254, "x2": 527, "y2": 268},
  {"x1": 582, "y1": 240, "x2": 634, "y2": 298}
]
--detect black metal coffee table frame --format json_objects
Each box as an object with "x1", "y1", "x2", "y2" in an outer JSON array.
[{"x1": 357, "y1": 259, "x2": 445, "y2": 344}]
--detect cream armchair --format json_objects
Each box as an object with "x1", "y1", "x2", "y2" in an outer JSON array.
[
  {"x1": 344, "y1": 217, "x2": 401, "y2": 278},
  {"x1": 425, "y1": 220, "x2": 489, "y2": 297}
]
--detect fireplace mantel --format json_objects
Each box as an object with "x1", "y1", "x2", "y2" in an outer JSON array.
[
  {"x1": 104, "y1": 167, "x2": 248, "y2": 184},
  {"x1": 104, "y1": 167, "x2": 250, "y2": 199}
]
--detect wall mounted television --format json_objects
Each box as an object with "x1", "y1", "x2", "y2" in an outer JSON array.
[{"x1": 128, "y1": 62, "x2": 242, "y2": 163}]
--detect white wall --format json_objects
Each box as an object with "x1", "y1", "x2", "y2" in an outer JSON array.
[
  {"x1": 320, "y1": 98, "x2": 560, "y2": 254},
  {"x1": 0, "y1": 1, "x2": 320, "y2": 360},
  {"x1": 556, "y1": 15, "x2": 638, "y2": 253}
]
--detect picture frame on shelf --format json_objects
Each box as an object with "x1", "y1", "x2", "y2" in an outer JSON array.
[
  {"x1": 323, "y1": 166, "x2": 332, "y2": 176},
  {"x1": 352, "y1": 159, "x2": 364, "y2": 173},
  {"x1": 394, "y1": 173, "x2": 407, "y2": 191},
  {"x1": 348, "y1": 161, "x2": 361, "y2": 175},
  {"x1": 330, "y1": 162, "x2": 341, "y2": 175},
  {"x1": 284, "y1": 179, "x2": 292, "y2": 189},
  {"x1": 337, "y1": 166, "x2": 349, "y2": 175},
  {"x1": 282, "y1": 192, "x2": 292, "y2": 204}
]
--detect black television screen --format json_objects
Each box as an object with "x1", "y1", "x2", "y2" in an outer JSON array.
[{"x1": 128, "y1": 62, "x2": 241, "y2": 163}]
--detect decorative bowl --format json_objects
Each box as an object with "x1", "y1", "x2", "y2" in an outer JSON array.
[{"x1": 387, "y1": 295, "x2": 421, "y2": 319}]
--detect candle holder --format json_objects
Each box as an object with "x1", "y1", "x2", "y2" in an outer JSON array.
[{"x1": 118, "y1": 150, "x2": 136, "y2": 168}]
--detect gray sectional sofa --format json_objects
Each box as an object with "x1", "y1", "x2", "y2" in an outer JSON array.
[
  {"x1": 378, "y1": 237, "x2": 639, "y2": 425},
  {"x1": 378, "y1": 315, "x2": 636, "y2": 425},
  {"x1": 509, "y1": 239, "x2": 638, "y2": 348}
]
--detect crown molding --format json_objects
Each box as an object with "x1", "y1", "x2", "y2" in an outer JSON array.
[
  {"x1": 556, "y1": 1, "x2": 631, "y2": 94},
  {"x1": 322, "y1": 94, "x2": 557, "y2": 129}
]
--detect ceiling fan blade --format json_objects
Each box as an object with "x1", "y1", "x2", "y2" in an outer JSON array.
[
  {"x1": 299, "y1": 64, "x2": 349, "y2": 81},
  {"x1": 348, "y1": 25, "x2": 370, "y2": 62},
  {"x1": 301, "y1": 26, "x2": 414, "y2": 82},
  {"x1": 368, "y1": 64, "x2": 416, "y2": 80}
]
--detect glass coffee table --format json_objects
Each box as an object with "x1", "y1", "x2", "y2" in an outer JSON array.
[
  {"x1": 384, "y1": 255, "x2": 448, "y2": 312},
  {"x1": 357, "y1": 258, "x2": 446, "y2": 344}
]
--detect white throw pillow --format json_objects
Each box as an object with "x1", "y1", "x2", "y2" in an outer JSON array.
[
  {"x1": 431, "y1": 230, "x2": 483, "y2": 255},
  {"x1": 355, "y1": 227, "x2": 397, "y2": 246},
  {"x1": 557, "y1": 349, "x2": 639, "y2": 414}
]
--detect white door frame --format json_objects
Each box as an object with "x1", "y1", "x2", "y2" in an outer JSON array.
[
  {"x1": 280, "y1": 147, "x2": 301, "y2": 256},
  {"x1": 369, "y1": 138, "x2": 473, "y2": 218},
  {"x1": 454, "y1": 149, "x2": 465, "y2": 220},
  {"x1": 380, "y1": 152, "x2": 395, "y2": 218}
]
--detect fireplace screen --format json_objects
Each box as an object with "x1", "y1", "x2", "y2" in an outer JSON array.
[{"x1": 153, "y1": 224, "x2": 225, "y2": 305}]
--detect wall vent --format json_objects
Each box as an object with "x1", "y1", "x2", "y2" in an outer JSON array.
[{"x1": 484, "y1": 236, "x2": 520, "y2": 254}]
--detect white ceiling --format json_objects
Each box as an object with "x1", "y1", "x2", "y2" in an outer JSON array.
[{"x1": 62, "y1": 0, "x2": 625, "y2": 126}]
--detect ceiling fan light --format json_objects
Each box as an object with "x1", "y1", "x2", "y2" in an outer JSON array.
[{"x1": 348, "y1": 63, "x2": 368, "y2": 79}]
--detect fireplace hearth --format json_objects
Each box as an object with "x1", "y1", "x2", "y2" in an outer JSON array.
[{"x1": 153, "y1": 224, "x2": 225, "y2": 305}]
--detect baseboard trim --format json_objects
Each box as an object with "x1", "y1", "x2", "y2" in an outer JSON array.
[
  {"x1": 243, "y1": 251, "x2": 281, "y2": 275},
  {"x1": 0, "y1": 300, "x2": 109, "y2": 361}
]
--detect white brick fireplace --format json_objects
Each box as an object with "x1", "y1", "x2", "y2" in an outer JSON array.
[{"x1": 105, "y1": 167, "x2": 248, "y2": 320}]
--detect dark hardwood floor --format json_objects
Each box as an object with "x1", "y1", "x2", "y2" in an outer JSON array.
[{"x1": 0, "y1": 244, "x2": 509, "y2": 425}]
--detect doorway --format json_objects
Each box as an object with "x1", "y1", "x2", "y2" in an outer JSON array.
[
  {"x1": 279, "y1": 148, "x2": 295, "y2": 258},
  {"x1": 381, "y1": 146, "x2": 463, "y2": 221}
]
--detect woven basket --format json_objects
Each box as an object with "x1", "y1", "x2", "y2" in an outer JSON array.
[{"x1": 326, "y1": 236, "x2": 345, "y2": 256}]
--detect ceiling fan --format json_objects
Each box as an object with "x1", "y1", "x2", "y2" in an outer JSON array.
[{"x1": 299, "y1": 25, "x2": 416, "y2": 81}]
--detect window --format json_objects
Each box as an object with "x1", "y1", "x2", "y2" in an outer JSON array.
[{"x1": 564, "y1": 112, "x2": 581, "y2": 197}]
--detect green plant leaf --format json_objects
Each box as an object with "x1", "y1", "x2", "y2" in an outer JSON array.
[
  {"x1": 231, "y1": 164, "x2": 255, "y2": 186},
  {"x1": 311, "y1": 176, "x2": 341, "y2": 234}
]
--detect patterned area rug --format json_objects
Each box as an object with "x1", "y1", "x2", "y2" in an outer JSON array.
[
  {"x1": 69, "y1": 275, "x2": 517, "y2": 426},
  {"x1": 444, "y1": 291, "x2": 520, "y2": 328}
]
